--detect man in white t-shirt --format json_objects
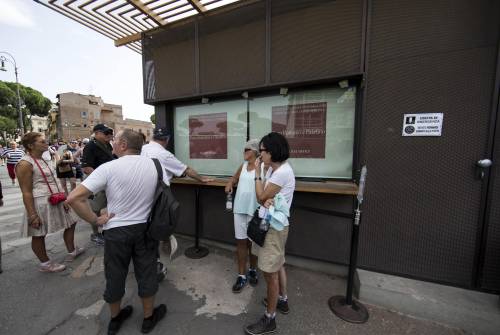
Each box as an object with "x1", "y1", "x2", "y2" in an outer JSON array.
[
  {"x1": 67, "y1": 129, "x2": 166, "y2": 334},
  {"x1": 141, "y1": 127, "x2": 212, "y2": 185},
  {"x1": 141, "y1": 127, "x2": 213, "y2": 281}
]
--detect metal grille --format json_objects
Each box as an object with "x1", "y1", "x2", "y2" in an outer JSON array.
[
  {"x1": 199, "y1": 1, "x2": 266, "y2": 92},
  {"x1": 144, "y1": 23, "x2": 197, "y2": 101},
  {"x1": 359, "y1": 0, "x2": 499, "y2": 287},
  {"x1": 270, "y1": 0, "x2": 363, "y2": 83},
  {"x1": 482, "y1": 143, "x2": 500, "y2": 289}
]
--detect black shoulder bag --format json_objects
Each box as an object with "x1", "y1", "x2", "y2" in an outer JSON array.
[{"x1": 247, "y1": 209, "x2": 268, "y2": 247}]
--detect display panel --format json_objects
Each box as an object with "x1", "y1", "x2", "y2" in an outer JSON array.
[
  {"x1": 250, "y1": 87, "x2": 355, "y2": 179},
  {"x1": 174, "y1": 100, "x2": 247, "y2": 176},
  {"x1": 174, "y1": 86, "x2": 355, "y2": 179}
]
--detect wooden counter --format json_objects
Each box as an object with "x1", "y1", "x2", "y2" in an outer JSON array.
[{"x1": 171, "y1": 177, "x2": 358, "y2": 195}]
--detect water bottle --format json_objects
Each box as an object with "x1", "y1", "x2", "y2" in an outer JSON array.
[
  {"x1": 260, "y1": 213, "x2": 271, "y2": 231},
  {"x1": 225, "y1": 193, "x2": 233, "y2": 212}
]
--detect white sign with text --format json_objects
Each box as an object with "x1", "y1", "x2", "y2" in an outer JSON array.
[{"x1": 402, "y1": 113, "x2": 443, "y2": 137}]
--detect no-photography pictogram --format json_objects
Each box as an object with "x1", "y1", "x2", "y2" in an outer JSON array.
[{"x1": 404, "y1": 126, "x2": 415, "y2": 134}]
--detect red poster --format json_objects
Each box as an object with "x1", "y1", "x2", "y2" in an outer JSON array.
[
  {"x1": 189, "y1": 112, "x2": 227, "y2": 159},
  {"x1": 272, "y1": 102, "x2": 327, "y2": 158}
]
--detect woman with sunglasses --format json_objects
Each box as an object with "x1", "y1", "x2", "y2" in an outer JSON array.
[
  {"x1": 245, "y1": 132, "x2": 295, "y2": 335},
  {"x1": 225, "y1": 139, "x2": 261, "y2": 293},
  {"x1": 16, "y1": 132, "x2": 84, "y2": 273}
]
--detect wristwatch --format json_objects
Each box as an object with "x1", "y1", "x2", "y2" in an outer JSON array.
[{"x1": 254, "y1": 177, "x2": 262, "y2": 181}]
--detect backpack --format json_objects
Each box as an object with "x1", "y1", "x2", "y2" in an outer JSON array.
[{"x1": 147, "y1": 158, "x2": 180, "y2": 241}]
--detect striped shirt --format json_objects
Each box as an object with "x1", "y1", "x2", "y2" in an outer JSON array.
[{"x1": 2, "y1": 148, "x2": 25, "y2": 165}]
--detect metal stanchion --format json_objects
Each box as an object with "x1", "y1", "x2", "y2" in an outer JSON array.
[
  {"x1": 185, "y1": 187, "x2": 209, "y2": 259},
  {"x1": 329, "y1": 166, "x2": 369, "y2": 323}
]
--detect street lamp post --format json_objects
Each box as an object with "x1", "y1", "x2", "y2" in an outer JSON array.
[{"x1": 0, "y1": 51, "x2": 24, "y2": 138}]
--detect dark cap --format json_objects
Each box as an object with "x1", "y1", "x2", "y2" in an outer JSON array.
[
  {"x1": 93, "y1": 123, "x2": 113, "y2": 135},
  {"x1": 153, "y1": 127, "x2": 170, "y2": 140}
]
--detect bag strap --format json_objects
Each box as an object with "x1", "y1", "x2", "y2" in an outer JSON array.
[
  {"x1": 32, "y1": 157, "x2": 55, "y2": 195},
  {"x1": 42, "y1": 159, "x2": 63, "y2": 193},
  {"x1": 152, "y1": 158, "x2": 163, "y2": 182}
]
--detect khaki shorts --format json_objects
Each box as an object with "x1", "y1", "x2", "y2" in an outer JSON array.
[{"x1": 254, "y1": 226, "x2": 289, "y2": 273}]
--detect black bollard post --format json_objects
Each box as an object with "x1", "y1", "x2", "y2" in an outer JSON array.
[
  {"x1": 185, "y1": 186, "x2": 209, "y2": 259},
  {"x1": 328, "y1": 166, "x2": 369, "y2": 323}
]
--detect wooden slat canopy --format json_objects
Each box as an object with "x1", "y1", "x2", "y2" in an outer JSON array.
[{"x1": 34, "y1": 0, "x2": 246, "y2": 54}]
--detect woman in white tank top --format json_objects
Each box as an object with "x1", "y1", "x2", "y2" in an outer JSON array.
[{"x1": 224, "y1": 139, "x2": 261, "y2": 293}]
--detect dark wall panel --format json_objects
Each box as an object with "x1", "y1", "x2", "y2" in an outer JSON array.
[
  {"x1": 271, "y1": 0, "x2": 363, "y2": 83},
  {"x1": 171, "y1": 184, "x2": 197, "y2": 236},
  {"x1": 172, "y1": 185, "x2": 353, "y2": 264},
  {"x1": 483, "y1": 113, "x2": 500, "y2": 289},
  {"x1": 144, "y1": 24, "x2": 196, "y2": 101},
  {"x1": 199, "y1": 2, "x2": 266, "y2": 92},
  {"x1": 360, "y1": 0, "x2": 499, "y2": 286}
]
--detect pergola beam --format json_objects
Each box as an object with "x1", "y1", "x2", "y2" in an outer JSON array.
[
  {"x1": 115, "y1": 32, "x2": 142, "y2": 46},
  {"x1": 186, "y1": 0, "x2": 207, "y2": 14},
  {"x1": 127, "y1": 0, "x2": 167, "y2": 26}
]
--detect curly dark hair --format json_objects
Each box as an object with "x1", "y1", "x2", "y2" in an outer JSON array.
[{"x1": 259, "y1": 132, "x2": 290, "y2": 163}]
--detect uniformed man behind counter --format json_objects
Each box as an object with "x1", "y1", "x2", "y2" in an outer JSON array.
[{"x1": 81, "y1": 123, "x2": 115, "y2": 245}]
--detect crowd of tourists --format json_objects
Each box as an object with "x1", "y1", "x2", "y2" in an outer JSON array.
[{"x1": 1, "y1": 124, "x2": 296, "y2": 335}]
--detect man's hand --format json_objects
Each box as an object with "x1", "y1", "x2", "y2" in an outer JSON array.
[
  {"x1": 95, "y1": 213, "x2": 115, "y2": 226},
  {"x1": 200, "y1": 176, "x2": 214, "y2": 183},
  {"x1": 225, "y1": 182, "x2": 233, "y2": 194}
]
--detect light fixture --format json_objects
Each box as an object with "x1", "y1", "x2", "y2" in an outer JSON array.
[
  {"x1": 242, "y1": 91, "x2": 249, "y2": 99},
  {"x1": 0, "y1": 60, "x2": 6, "y2": 72},
  {"x1": 279, "y1": 87, "x2": 288, "y2": 96},
  {"x1": 339, "y1": 80, "x2": 349, "y2": 88},
  {"x1": 201, "y1": 97, "x2": 209, "y2": 104}
]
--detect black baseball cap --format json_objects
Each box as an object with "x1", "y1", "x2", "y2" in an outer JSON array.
[
  {"x1": 153, "y1": 127, "x2": 170, "y2": 140},
  {"x1": 93, "y1": 124, "x2": 113, "y2": 135}
]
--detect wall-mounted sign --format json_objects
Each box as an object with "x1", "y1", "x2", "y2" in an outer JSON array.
[
  {"x1": 402, "y1": 113, "x2": 443, "y2": 137},
  {"x1": 189, "y1": 112, "x2": 227, "y2": 159},
  {"x1": 272, "y1": 102, "x2": 327, "y2": 158}
]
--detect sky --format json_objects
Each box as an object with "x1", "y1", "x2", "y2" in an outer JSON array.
[{"x1": 0, "y1": 0, "x2": 153, "y2": 122}]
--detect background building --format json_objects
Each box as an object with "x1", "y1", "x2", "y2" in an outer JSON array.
[
  {"x1": 29, "y1": 115, "x2": 49, "y2": 134},
  {"x1": 53, "y1": 92, "x2": 153, "y2": 141}
]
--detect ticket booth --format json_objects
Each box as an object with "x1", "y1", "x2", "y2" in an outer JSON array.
[{"x1": 139, "y1": 0, "x2": 500, "y2": 292}]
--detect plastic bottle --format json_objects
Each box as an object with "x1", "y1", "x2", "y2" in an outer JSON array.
[
  {"x1": 225, "y1": 193, "x2": 233, "y2": 212},
  {"x1": 260, "y1": 213, "x2": 271, "y2": 231}
]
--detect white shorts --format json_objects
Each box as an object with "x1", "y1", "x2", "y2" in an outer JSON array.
[{"x1": 234, "y1": 213, "x2": 253, "y2": 240}]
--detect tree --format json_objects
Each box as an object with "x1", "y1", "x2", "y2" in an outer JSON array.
[
  {"x1": 0, "y1": 115, "x2": 17, "y2": 144},
  {"x1": 150, "y1": 113, "x2": 155, "y2": 124},
  {"x1": 0, "y1": 80, "x2": 52, "y2": 133}
]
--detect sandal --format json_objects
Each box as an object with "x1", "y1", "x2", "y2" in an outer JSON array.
[{"x1": 39, "y1": 262, "x2": 66, "y2": 273}]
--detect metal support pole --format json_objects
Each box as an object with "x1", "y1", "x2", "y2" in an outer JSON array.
[
  {"x1": 185, "y1": 186, "x2": 209, "y2": 259},
  {"x1": 329, "y1": 166, "x2": 369, "y2": 323},
  {"x1": 0, "y1": 52, "x2": 24, "y2": 137},
  {"x1": 14, "y1": 68, "x2": 24, "y2": 137}
]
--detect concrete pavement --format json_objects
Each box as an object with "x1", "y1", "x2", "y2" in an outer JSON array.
[{"x1": 0, "y1": 165, "x2": 466, "y2": 335}]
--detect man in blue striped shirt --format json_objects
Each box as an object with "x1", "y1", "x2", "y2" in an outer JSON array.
[{"x1": 1, "y1": 141, "x2": 25, "y2": 185}]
